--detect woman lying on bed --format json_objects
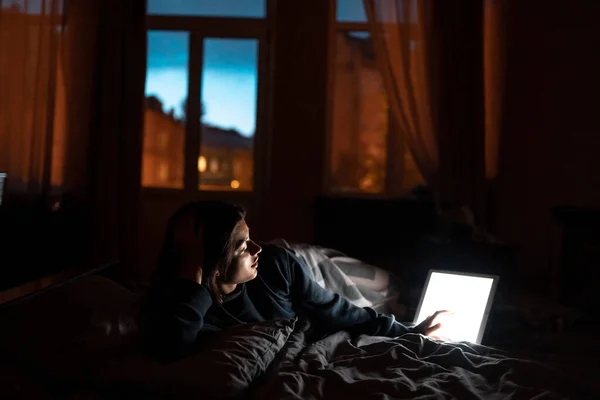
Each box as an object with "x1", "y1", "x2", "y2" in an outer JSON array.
[{"x1": 142, "y1": 201, "x2": 446, "y2": 362}]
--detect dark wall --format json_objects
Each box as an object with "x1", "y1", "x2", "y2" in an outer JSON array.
[
  {"x1": 494, "y1": 0, "x2": 600, "y2": 276},
  {"x1": 262, "y1": 0, "x2": 330, "y2": 244},
  {"x1": 314, "y1": 197, "x2": 437, "y2": 262},
  {"x1": 0, "y1": 201, "x2": 91, "y2": 289}
]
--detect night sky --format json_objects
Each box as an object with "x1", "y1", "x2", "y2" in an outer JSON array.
[{"x1": 146, "y1": 32, "x2": 259, "y2": 137}]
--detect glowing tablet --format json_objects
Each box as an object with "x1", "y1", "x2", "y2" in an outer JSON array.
[{"x1": 413, "y1": 270, "x2": 498, "y2": 344}]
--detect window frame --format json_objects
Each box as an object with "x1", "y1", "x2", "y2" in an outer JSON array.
[
  {"x1": 143, "y1": 11, "x2": 271, "y2": 197},
  {"x1": 325, "y1": 1, "x2": 419, "y2": 198}
]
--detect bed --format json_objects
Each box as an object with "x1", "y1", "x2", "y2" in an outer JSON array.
[{"x1": 0, "y1": 245, "x2": 597, "y2": 399}]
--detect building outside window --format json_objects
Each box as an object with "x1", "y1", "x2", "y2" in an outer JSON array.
[{"x1": 329, "y1": 0, "x2": 423, "y2": 195}]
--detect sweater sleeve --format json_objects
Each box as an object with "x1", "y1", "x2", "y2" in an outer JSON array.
[
  {"x1": 285, "y1": 248, "x2": 411, "y2": 338},
  {"x1": 141, "y1": 278, "x2": 217, "y2": 362}
]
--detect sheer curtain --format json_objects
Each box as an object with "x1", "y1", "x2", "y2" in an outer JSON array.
[
  {"x1": 0, "y1": 0, "x2": 146, "y2": 280},
  {"x1": 364, "y1": 0, "x2": 505, "y2": 230},
  {"x1": 363, "y1": 0, "x2": 440, "y2": 194},
  {"x1": 484, "y1": 0, "x2": 506, "y2": 180},
  {"x1": 0, "y1": 0, "x2": 64, "y2": 202}
]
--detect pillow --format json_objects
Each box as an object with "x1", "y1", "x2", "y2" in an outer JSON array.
[{"x1": 96, "y1": 318, "x2": 296, "y2": 398}]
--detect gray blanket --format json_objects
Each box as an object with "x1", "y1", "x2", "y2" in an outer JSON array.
[{"x1": 251, "y1": 321, "x2": 593, "y2": 400}]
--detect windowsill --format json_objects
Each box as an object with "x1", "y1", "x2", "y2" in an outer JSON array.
[
  {"x1": 320, "y1": 190, "x2": 419, "y2": 200},
  {"x1": 140, "y1": 186, "x2": 255, "y2": 198}
]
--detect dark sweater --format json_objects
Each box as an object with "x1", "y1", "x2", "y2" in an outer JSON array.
[{"x1": 142, "y1": 245, "x2": 411, "y2": 361}]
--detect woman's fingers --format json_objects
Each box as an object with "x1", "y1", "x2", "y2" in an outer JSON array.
[
  {"x1": 425, "y1": 322, "x2": 442, "y2": 336},
  {"x1": 422, "y1": 310, "x2": 451, "y2": 337},
  {"x1": 414, "y1": 310, "x2": 452, "y2": 336},
  {"x1": 429, "y1": 310, "x2": 451, "y2": 320}
]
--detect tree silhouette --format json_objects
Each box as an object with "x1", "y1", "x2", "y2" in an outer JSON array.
[
  {"x1": 145, "y1": 95, "x2": 163, "y2": 113},
  {"x1": 181, "y1": 97, "x2": 205, "y2": 122},
  {"x1": 143, "y1": 95, "x2": 205, "y2": 123}
]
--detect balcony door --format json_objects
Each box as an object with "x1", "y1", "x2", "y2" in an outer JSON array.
[{"x1": 139, "y1": 13, "x2": 270, "y2": 277}]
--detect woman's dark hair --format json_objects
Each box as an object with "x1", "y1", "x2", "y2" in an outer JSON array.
[{"x1": 153, "y1": 200, "x2": 246, "y2": 302}]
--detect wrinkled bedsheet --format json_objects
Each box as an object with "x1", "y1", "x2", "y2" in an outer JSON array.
[{"x1": 250, "y1": 321, "x2": 596, "y2": 400}]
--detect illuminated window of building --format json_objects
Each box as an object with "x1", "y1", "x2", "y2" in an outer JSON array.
[
  {"x1": 198, "y1": 39, "x2": 257, "y2": 191},
  {"x1": 197, "y1": 156, "x2": 207, "y2": 172},
  {"x1": 221, "y1": 159, "x2": 231, "y2": 172},
  {"x1": 141, "y1": 31, "x2": 188, "y2": 189},
  {"x1": 330, "y1": 1, "x2": 423, "y2": 195}
]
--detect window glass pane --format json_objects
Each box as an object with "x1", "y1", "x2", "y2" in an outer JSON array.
[
  {"x1": 336, "y1": 0, "x2": 416, "y2": 23},
  {"x1": 2, "y1": 0, "x2": 63, "y2": 14},
  {"x1": 199, "y1": 38, "x2": 257, "y2": 191},
  {"x1": 148, "y1": 0, "x2": 265, "y2": 18},
  {"x1": 142, "y1": 31, "x2": 189, "y2": 189},
  {"x1": 336, "y1": 0, "x2": 367, "y2": 23},
  {"x1": 329, "y1": 31, "x2": 422, "y2": 193}
]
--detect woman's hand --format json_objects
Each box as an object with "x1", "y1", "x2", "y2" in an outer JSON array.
[{"x1": 413, "y1": 310, "x2": 450, "y2": 336}]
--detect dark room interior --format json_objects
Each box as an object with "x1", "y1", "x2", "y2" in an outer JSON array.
[{"x1": 1, "y1": 0, "x2": 599, "y2": 398}]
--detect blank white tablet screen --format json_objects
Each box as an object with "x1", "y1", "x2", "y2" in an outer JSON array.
[{"x1": 414, "y1": 271, "x2": 495, "y2": 343}]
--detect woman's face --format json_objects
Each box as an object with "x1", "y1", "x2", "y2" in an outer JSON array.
[{"x1": 223, "y1": 220, "x2": 262, "y2": 284}]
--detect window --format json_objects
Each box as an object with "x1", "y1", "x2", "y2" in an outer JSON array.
[
  {"x1": 142, "y1": 31, "x2": 188, "y2": 189},
  {"x1": 336, "y1": 0, "x2": 416, "y2": 23},
  {"x1": 1, "y1": 0, "x2": 64, "y2": 15},
  {"x1": 336, "y1": 0, "x2": 367, "y2": 22},
  {"x1": 329, "y1": 1, "x2": 423, "y2": 195},
  {"x1": 147, "y1": 0, "x2": 265, "y2": 18},
  {"x1": 199, "y1": 38, "x2": 257, "y2": 191},
  {"x1": 142, "y1": 2, "x2": 267, "y2": 192}
]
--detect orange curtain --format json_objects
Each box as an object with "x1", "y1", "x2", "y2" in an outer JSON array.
[
  {"x1": 363, "y1": 0, "x2": 440, "y2": 193},
  {"x1": 365, "y1": 0, "x2": 504, "y2": 223},
  {"x1": 484, "y1": 0, "x2": 507, "y2": 180},
  {"x1": 0, "y1": 0, "x2": 146, "y2": 272},
  {"x1": 0, "y1": 0, "x2": 64, "y2": 201}
]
